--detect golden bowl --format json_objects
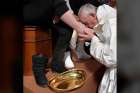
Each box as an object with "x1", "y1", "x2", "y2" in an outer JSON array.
[{"x1": 48, "y1": 69, "x2": 86, "y2": 93}]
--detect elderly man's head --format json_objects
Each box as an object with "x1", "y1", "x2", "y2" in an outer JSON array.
[{"x1": 78, "y1": 4, "x2": 98, "y2": 28}]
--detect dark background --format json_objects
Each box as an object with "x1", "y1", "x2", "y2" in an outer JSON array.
[
  {"x1": 0, "y1": 0, "x2": 140, "y2": 93},
  {"x1": 0, "y1": 0, "x2": 23, "y2": 93},
  {"x1": 117, "y1": 0, "x2": 140, "y2": 92}
]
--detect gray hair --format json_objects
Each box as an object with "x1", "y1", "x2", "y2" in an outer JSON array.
[{"x1": 78, "y1": 3, "x2": 97, "y2": 16}]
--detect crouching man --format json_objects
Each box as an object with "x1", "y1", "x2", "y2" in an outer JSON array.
[{"x1": 67, "y1": 3, "x2": 117, "y2": 93}]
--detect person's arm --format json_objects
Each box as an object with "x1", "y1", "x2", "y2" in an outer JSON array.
[
  {"x1": 53, "y1": 0, "x2": 80, "y2": 30},
  {"x1": 60, "y1": 10, "x2": 85, "y2": 34},
  {"x1": 90, "y1": 35, "x2": 116, "y2": 68},
  {"x1": 53, "y1": 0, "x2": 92, "y2": 34}
]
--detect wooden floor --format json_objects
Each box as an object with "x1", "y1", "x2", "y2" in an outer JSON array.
[{"x1": 24, "y1": 58, "x2": 105, "y2": 93}]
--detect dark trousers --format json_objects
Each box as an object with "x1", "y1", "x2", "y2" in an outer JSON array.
[{"x1": 51, "y1": 21, "x2": 73, "y2": 69}]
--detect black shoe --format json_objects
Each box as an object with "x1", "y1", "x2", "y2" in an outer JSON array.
[
  {"x1": 51, "y1": 61, "x2": 66, "y2": 73},
  {"x1": 32, "y1": 54, "x2": 48, "y2": 87}
]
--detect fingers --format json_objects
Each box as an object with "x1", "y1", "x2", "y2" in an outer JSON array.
[
  {"x1": 78, "y1": 33, "x2": 88, "y2": 38},
  {"x1": 78, "y1": 34, "x2": 88, "y2": 41},
  {"x1": 77, "y1": 25, "x2": 94, "y2": 41},
  {"x1": 84, "y1": 29, "x2": 94, "y2": 35},
  {"x1": 79, "y1": 38, "x2": 85, "y2": 41},
  {"x1": 78, "y1": 36, "x2": 86, "y2": 41}
]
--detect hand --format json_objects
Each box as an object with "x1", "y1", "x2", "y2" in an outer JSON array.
[{"x1": 78, "y1": 27, "x2": 95, "y2": 41}]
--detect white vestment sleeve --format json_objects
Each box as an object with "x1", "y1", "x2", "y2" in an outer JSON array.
[
  {"x1": 90, "y1": 36, "x2": 116, "y2": 68},
  {"x1": 97, "y1": 4, "x2": 116, "y2": 25},
  {"x1": 95, "y1": 4, "x2": 117, "y2": 93}
]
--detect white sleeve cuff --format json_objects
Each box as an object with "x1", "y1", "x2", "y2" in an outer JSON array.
[{"x1": 91, "y1": 36, "x2": 100, "y2": 43}]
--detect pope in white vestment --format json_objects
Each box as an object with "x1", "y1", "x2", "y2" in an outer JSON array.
[{"x1": 65, "y1": 4, "x2": 117, "y2": 93}]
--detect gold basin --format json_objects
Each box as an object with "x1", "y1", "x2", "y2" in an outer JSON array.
[{"x1": 48, "y1": 69, "x2": 86, "y2": 92}]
